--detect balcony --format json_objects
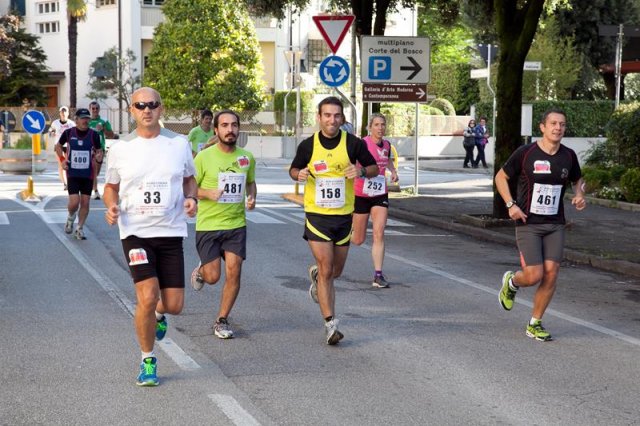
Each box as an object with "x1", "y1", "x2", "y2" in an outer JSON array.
[{"x1": 141, "y1": 6, "x2": 164, "y2": 28}]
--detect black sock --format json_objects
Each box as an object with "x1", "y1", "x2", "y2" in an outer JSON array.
[
  {"x1": 217, "y1": 317, "x2": 227, "y2": 324},
  {"x1": 324, "y1": 316, "x2": 333, "y2": 323}
]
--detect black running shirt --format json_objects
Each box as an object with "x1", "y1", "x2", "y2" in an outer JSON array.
[{"x1": 502, "y1": 142, "x2": 581, "y2": 225}]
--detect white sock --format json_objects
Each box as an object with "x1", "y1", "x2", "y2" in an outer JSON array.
[
  {"x1": 530, "y1": 317, "x2": 540, "y2": 325},
  {"x1": 142, "y1": 351, "x2": 155, "y2": 361},
  {"x1": 508, "y1": 277, "x2": 518, "y2": 291},
  {"x1": 155, "y1": 311, "x2": 164, "y2": 321}
]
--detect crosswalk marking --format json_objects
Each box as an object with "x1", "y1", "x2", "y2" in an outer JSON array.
[
  {"x1": 40, "y1": 211, "x2": 68, "y2": 224},
  {"x1": 0, "y1": 212, "x2": 8, "y2": 225},
  {"x1": 247, "y1": 211, "x2": 285, "y2": 224}
]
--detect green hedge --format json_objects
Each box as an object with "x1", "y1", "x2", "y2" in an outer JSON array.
[
  {"x1": 430, "y1": 63, "x2": 479, "y2": 115},
  {"x1": 273, "y1": 90, "x2": 314, "y2": 127},
  {"x1": 474, "y1": 100, "x2": 615, "y2": 137}
]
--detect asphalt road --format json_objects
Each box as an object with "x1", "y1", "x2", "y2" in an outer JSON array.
[{"x1": 1, "y1": 162, "x2": 639, "y2": 425}]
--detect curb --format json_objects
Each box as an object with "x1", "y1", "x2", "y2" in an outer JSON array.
[{"x1": 281, "y1": 193, "x2": 640, "y2": 279}]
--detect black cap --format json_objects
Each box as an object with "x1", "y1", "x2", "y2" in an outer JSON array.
[{"x1": 75, "y1": 108, "x2": 91, "y2": 118}]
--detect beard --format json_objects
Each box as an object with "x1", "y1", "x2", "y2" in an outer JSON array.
[{"x1": 220, "y1": 135, "x2": 237, "y2": 146}]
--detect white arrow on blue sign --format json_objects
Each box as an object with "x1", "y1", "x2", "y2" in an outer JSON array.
[
  {"x1": 22, "y1": 110, "x2": 46, "y2": 134},
  {"x1": 319, "y1": 55, "x2": 350, "y2": 87}
]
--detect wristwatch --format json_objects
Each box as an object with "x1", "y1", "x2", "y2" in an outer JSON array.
[
  {"x1": 359, "y1": 167, "x2": 367, "y2": 178},
  {"x1": 186, "y1": 196, "x2": 198, "y2": 204},
  {"x1": 506, "y1": 200, "x2": 517, "y2": 208}
]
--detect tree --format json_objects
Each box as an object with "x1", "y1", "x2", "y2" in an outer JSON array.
[
  {"x1": 144, "y1": 0, "x2": 265, "y2": 112},
  {"x1": 67, "y1": 0, "x2": 88, "y2": 108},
  {"x1": 0, "y1": 14, "x2": 20, "y2": 79},
  {"x1": 87, "y1": 47, "x2": 141, "y2": 108},
  {"x1": 464, "y1": 0, "x2": 545, "y2": 218},
  {"x1": 418, "y1": 4, "x2": 473, "y2": 64},
  {"x1": 556, "y1": 0, "x2": 640, "y2": 100},
  {"x1": 0, "y1": 22, "x2": 49, "y2": 106},
  {"x1": 522, "y1": 16, "x2": 582, "y2": 101}
]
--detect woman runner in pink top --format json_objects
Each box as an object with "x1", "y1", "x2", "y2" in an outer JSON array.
[{"x1": 351, "y1": 113, "x2": 399, "y2": 288}]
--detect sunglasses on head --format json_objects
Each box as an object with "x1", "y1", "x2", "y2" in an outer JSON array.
[{"x1": 133, "y1": 101, "x2": 161, "y2": 110}]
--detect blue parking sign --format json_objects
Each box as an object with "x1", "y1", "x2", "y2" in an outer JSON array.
[{"x1": 368, "y1": 56, "x2": 391, "y2": 80}]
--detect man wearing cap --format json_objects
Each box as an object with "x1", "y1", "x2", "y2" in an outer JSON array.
[
  {"x1": 49, "y1": 106, "x2": 76, "y2": 190},
  {"x1": 55, "y1": 108, "x2": 103, "y2": 240},
  {"x1": 88, "y1": 101, "x2": 114, "y2": 199}
]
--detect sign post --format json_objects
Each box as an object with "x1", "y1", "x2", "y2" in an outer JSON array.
[
  {"x1": 20, "y1": 110, "x2": 46, "y2": 201},
  {"x1": 361, "y1": 36, "x2": 430, "y2": 194}
]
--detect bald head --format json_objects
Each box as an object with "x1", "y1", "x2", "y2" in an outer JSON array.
[{"x1": 132, "y1": 87, "x2": 162, "y2": 104}]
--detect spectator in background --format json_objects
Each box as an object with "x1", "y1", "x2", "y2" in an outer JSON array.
[
  {"x1": 188, "y1": 109, "x2": 214, "y2": 157},
  {"x1": 88, "y1": 101, "x2": 115, "y2": 199},
  {"x1": 462, "y1": 119, "x2": 476, "y2": 169},
  {"x1": 473, "y1": 117, "x2": 489, "y2": 169},
  {"x1": 49, "y1": 106, "x2": 76, "y2": 189}
]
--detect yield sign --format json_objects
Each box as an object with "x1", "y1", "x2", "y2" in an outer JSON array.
[{"x1": 312, "y1": 15, "x2": 355, "y2": 54}]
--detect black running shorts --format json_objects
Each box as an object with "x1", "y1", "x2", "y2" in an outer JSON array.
[
  {"x1": 354, "y1": 194, "x2": 389, "y2": 214},
  {"x1": 121, "y1": 236, "x2": 185, "y2": 288},
  {"x1": 196, "y1": 227, "x2": 247, "y2": 264},
  {"x1": 304, "y1": 213, "x2": 352, "y2": 246},
  {"x1": 67, "y1": 177, "x2": 93, "y2": 196}
]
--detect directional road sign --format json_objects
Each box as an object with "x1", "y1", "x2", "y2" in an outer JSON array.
[
  {"x1": 21, "y1": 110, "x2": 46, "y2": 134},
  {"x1": 523, "y1": 61, "x2": 542, "y2": 71},
  {"x1": 470, "y1": 68, "x2": 489, "y2": 79},
  {"x1": 361, "y1": 36, "x2": 430, "y2": 84},
  {"x1": 1, "y1": 110, "x2": 17, "y2": 132},
  {"x1": 319, "y1": 55, "x2": 350, "y2": 87},
  {"x1": 363, "y1": 84, "x2": 428, "y2": 103},
  {"x1": 312, "y1": 15, "x2": 355, "y2": 54}
]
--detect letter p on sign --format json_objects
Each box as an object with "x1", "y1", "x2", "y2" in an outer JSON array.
[{"x1": 369, "y1": 56, "x2": 391, "y2": 80}]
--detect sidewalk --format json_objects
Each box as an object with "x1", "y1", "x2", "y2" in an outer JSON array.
[{"x1": 283, "y1": 159, "x2": 640, "y2": 279}]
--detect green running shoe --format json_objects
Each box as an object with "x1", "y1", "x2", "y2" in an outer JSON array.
[
  {"x1": 136, "y1": 357, "x2": 159, "y2": 386},
  {"x1": 526, "y1": 320, "x2": 552, "y2": 341},
  {"x1": 499, "y1": 271, "x2": 517, "y2": 311},
  {"x1": 156, "y1": 316, "x2": 167, "y2": 341}
]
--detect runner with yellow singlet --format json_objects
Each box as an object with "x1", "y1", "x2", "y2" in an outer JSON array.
[{"x1": 289, "y1": 96, "x2": 378, "y2": 345}]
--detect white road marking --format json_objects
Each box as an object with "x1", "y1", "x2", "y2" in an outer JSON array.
[
  {"x1": 208, "y1": 394, "x2": 261, "y2": 426},
  {"x1": 385, "y1": 218, "x2": 413, "y2": 227},
  {"x1": 0, "y1": 212, "x2": 8, "y2": 224},
  {"x1": 370, "y1": 248, "x2": 640, "y2": 348},
  {"x1": 246, "y1": 210, "x2": 284, "y2": 224},
  {"x1": 12, "y1": 197, "x2": 202, "y2": 371}
]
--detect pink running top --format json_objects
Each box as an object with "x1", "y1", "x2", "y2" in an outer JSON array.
[{"x1": 354, "y1": 135, "x2": 392, "y2": 198}]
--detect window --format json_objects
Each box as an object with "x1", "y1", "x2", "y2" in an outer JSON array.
[
  {"x1": 143, "y1": 0, "x2": 164, "y2": 5},
  {"x1": 97, "y1": 0, "x2": 117, "y2": 6},
  {"x1": 37, "y1": 1, "x2": 59, "y2": 14},
  {"x1": 37, "y1": 21, "x2": 60, "y2": 34}
]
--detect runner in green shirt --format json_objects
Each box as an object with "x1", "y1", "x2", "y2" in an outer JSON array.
[
  {"x1": 191, "y1": 110, "x2": 256, "y2": 340},
  {"x1": 188, "y1": 109, "x2": 214, "y2": 156},
  {"x1": 89, "y1": 101, "x2": 115, "y2": 199}
]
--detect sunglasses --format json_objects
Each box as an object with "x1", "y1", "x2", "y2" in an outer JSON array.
[{"x1": 133, "y1": 101, "x2": 161, "y2": 110}]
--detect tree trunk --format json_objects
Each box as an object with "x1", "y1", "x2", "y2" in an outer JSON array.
[
  {"x1": 68, "y1": 16, "x2": 77, "y2": 108},
  {"x1": 492, "y1": 0, "x2": 545, "y2": 218}
]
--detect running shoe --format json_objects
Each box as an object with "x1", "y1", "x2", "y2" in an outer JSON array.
[
  {"x1": 213, "y1": 318, "x2": 234, "y2": 339},
  {"x1": 499, "y1": 271, "x2": 516, "y2": 311},
  {"x1": 74, "y1": 227, "x2": 86, "y2": 240},
  {"x1": 308, "y1": 264, "x2": 319, "y2": 304},
  {"x1": 64, "y1": 215, "x2": 74, "y2": 234},
  {"x1": 526, "y1": 320, "x2": 552, "y2": 342},
  {"x1": 156, "y1": 316, "x2": 167, "y2": 341},
  {"x1": 136, "y1": 357, "x2": 159, "y2": 387},
  {"x1": 372, "y1": 274, "x2": 390, "y2": 288},
  {"x1": 325, "y1": 318, "x2": 344, "y2": 345},
  {"x1": 93, "y1": 190, "x2": 101, "y2": 200},
  {"x1": 191, "y1": 262, "x2": 205, "y2": 291}
]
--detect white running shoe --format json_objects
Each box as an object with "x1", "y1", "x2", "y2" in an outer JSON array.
[
  {"x1": 191, "y1": 262, "x2": 205, "y2": 291},
  {"x1": 325, "y1": 319, "x2": 344, "y2": 345}
]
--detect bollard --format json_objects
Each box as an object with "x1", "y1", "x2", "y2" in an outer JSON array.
[{"x1": 19, "y1": 175, "x2": 41, "y2": 202}]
